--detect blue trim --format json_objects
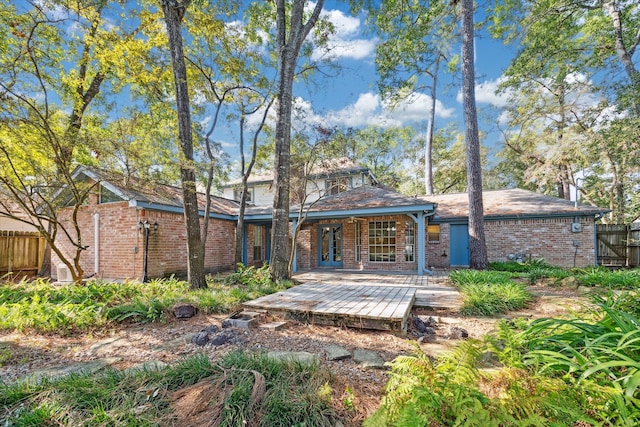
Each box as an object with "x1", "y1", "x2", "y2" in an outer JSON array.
[
  {"x1": 292, "y1": 219, "x2": 298, "y2": 273},
  {"x1": 409, "y1": 213, "x2": 426, "y2": 276},
  {"x1": 133, "y1": 201, "x2": 236, "y2": 221},
  {"x1": 244, "y1": 204, "x2": 435, "y2": 222},
  {"x1": 317, "y1": 224, "x2": 344, "y2": 267},
  {"x1": 430, "y1": 212, "x2": 602, "y2": 223}
]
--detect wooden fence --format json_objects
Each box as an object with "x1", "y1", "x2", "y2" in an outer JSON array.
[
  {"x1": 596, "y1": 224, "x2": 640, "y2": 268},
  {"x1": 0, "y1": 230, "x2": 46, "y2": 278}
]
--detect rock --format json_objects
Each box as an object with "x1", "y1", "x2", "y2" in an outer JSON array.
[
  {"x1": 417, "y1": 334, "x2": 436, "y2": 344},
  {"x1": 353, "y1": 350, "x2": 385, "y2": 369},
  {"x1": 413, "y1": 315, "x2": 437, "y2": 333},
  {"x1": 259, "y1": 321, "x2": 287, "y2": 331},
  {"x1": 560, "y1": 276, "x2": 580, "y2": 289},
  {"x1": 202, "y1": 325, "x2": 220, "y2": 334},
  {"x1": 124, "y1": 360, "x2": 168, "y2": 374},
  {"x1": 446, "y1": 326, "x2": 469, "y2": 340},
  {"x1": 192, "y1": 332, "x2": 210, "y2": 346},
  {"x1": 325, "y1": 344, "x2": 351, "y2": 361},
  {"x1": 267, "y1": 351, "x2": 318, "y2": 366},
  {"x1": 173, "y1": 304, "x2": 197, "y2": 319},
  {"x1": 18, "y1": 357, "x2": 121, "y2": 384},
  {"x1": 209, "y1": 331, "x2": 237, "y2": 346}
]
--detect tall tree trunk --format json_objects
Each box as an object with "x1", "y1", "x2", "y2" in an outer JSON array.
[
  {"x1": 425, "y1": 56, "x2": 441, "y2": 196},
  {"x1": 161, "y1": 0, "x2": 206, "y2": 288},
  {"x1": 270, "y1": 0, "x2": 324, "y2": 281},
  {"x1": 460, "y1": 0, "x2": 488, "y2": 270},
  {"x1": 605, "y1": 1, "x2": 640, "y2": 117}
]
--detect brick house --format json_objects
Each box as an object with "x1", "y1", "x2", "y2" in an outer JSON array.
[
  {"x1": 241, "y1": 186, "x2": 606, "y2": 273},
  {"x1": 53, "y1": 167, "x2": 606, "y2": 281},
  {"x1": 422, "y1": 189, "x2": 606, "y2": 269},
  {"x1": 51, "y1": 167, "x2": 239, "y2": 281}
]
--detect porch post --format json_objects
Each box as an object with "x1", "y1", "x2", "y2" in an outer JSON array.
[
  {"x1": 292, "y1": 219, "x2": 298, "y2": 273},
  {"x1": 416, "y1": 212, "x2": 426, "y2": 276}
]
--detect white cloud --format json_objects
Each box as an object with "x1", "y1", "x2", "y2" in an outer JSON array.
[
  {"x1": 311, "y1": 7, "x2": 376, "y2": 61},
  {"x1": 326, "y1": 92, "x2": 384, "y2": 127},
  {"x1": 325, "y1": 91, "x2": 455, "y2": 127},
  {"x1": 456, "y1": 78, "x2": 511, "y2": 107}
]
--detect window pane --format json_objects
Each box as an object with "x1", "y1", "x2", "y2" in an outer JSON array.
[
  {"x1": 368, "y1": 221, "x2": 396, "y2": 262},
  {"x1": 428, "y1": 224, "x2": 441, "y2": 243},
  {"x1": 405, "y1": 221, "x2": 415, "y2": 262}
]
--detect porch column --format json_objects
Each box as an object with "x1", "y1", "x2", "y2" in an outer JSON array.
[
  {"x1": 409, "y1": 212, "x2": 427, "y2": 276},
  {"x1": 416, "y1": 212, "x2": 426, "y2": 276},
  {"x1": 291, "y1": 219, "x2": 298, "y2": 273}
]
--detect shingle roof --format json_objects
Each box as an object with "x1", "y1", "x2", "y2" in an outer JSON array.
[
  {"x1": 76, "y1": 166, "x2": 239, "y2": 216},
  {"x1": 420, "y1": 188, "x2": 606, "y2": 219},
  {"x1": 303, "y1": 185, "x2": 433, "y2": 212}
]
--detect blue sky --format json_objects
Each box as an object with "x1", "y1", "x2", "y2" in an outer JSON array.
[{"x1": 217, "y1": 1, "x2": 519, "y2": 172}]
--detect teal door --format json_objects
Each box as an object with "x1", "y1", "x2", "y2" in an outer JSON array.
[
  {"x1": 318, "y1": 225, "x2": 343, "y2": 267},
  {"x1": 450, "y1": 224, "x2": 469, "y2": 267}
]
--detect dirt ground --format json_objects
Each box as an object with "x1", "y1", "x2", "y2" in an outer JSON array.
[{"x1": 0, "y1": 283, "x2": 591, "y2": 426}]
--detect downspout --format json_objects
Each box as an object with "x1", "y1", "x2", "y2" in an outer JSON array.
[{"x1": 94, "y1": 212, "x2": 100, "y2": 277}]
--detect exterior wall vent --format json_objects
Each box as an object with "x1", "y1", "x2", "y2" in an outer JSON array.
[{"x1": 56, "y1": 265, "x2": 73, "y2": 283}]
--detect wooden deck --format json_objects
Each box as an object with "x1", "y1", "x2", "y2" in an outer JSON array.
[{"x1": 244, "y1": 282, "x2": 417, "y2": 332}]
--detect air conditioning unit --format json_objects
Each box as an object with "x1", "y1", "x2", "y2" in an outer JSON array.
[
  {"x1": 56, "y1": 265, "x2": 73, "y2": 283},
  {"x1": 571, "y1": 222, "x2": 582, "y2": 233}
]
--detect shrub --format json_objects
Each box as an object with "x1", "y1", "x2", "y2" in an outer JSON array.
[
  {"x1": 449, "y1": 270, "x2": 532, "y2": 316},
  {"x1": 577, "y1": 267, "x2": 640, "y2": 289}
]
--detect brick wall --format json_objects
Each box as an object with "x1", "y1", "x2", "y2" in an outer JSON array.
[
  {"x1": 426, "y1": 222, "x2": 451, "y2": 269},
  {"x1": 52, "y1": 199, "x2": 237, "y2": 281},
  {"x1": 295, "y1": 215, "x2": 419, "y2": 272},
  {"x1": 484, "y1": 217, "x2": 595, "y2": 267},
  {"x1": 426, "y1": 217, "x2": 596, "y2": 269}
]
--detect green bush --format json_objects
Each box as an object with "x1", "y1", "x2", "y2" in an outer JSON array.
[
  {"x1": 450, "y1": 270, "x2": 532, "y2": 316},
  {"x1": 0, "y1": 268, "x2": 291, "y2": 334},
  {"x1": 365, "y1": 342, "x2": 597, "y2": 427},
  {"x1": 577, "y1": 267, "x2": 640, "y2": 289}
]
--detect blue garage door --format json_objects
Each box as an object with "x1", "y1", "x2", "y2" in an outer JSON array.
[{"x1": 450, "y1": 224, "x2": 469, "y2": 267}]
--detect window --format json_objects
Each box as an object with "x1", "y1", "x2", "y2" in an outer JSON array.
[
  {"x1": 325, "y1": 177, "x2": 350, "y2": 195},
  {"x1": 355, "y1": 221, "x2": 361, "y2": 262},
  {"x1": 253, "y1": 225, "x2": 263, "y2": 261},
  {"x1": 99, "y1": 185, "x2": 122, "y2": 204},
  {"x1": 368, "y1": 221, "x2": 396, "y2": 262},
  {"x1": 234, "y1": 187, "x2": 253, "y2": 203},
  {"x1": 428, "y1": 224, "x2": 441, "y2": 243},
  {"x1": 405, "y1": 221, "x2": 416, "y2": 262}
]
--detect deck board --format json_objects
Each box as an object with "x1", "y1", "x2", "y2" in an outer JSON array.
[{"x1": 244, "y1": 282, "x2": 417, "y2": 332}]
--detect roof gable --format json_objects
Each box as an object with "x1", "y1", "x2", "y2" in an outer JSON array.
[{"x1": 73, "y1": 166, "x2": 239, "y2": 216}]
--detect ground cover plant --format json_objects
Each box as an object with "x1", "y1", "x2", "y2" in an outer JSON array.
[
  {"x1": 0, "y1": 265, "x2": 291, "y2": 335},
  {"x1": 369, "y1": 265, "x2": 640, "y2": 426},
  {"x1": 0, "y1": 351, "x2": 336, "y2": 426},
  {"x1": 449, "y1": 269, "x2": 532, "y2": 316},
  {"x1": 368, "y1": 292, "x2": 640, "y2": 426}
]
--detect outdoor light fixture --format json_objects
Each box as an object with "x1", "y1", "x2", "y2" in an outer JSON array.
[{"x1": 137, "y1": 219, "x2": 156, "y2": 283}]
